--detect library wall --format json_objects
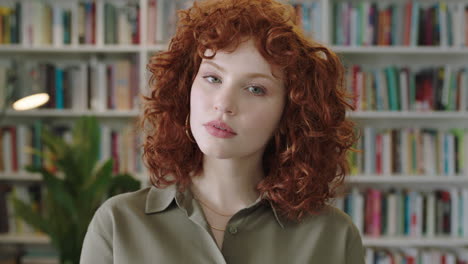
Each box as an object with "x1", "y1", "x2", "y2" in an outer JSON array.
[{"x1": 0, "y1": 0, "x2": 467, "y2": 263}]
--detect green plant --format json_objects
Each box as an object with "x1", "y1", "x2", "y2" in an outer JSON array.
[{"x1": 12, "y1": 116, "x2": 141, "y2": 264}]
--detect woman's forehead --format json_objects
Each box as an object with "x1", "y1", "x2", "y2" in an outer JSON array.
[{"x1": 200, "y1": 39, "x2": 284, "y2": 81}]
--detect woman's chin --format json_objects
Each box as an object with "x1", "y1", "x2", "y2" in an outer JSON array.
[{"x1": 200, "y1": 148, "x2": 236, "y2": 160}]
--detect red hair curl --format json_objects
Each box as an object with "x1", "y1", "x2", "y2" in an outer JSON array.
[{"x1": 141, "y1": 0, "x2": 358, "y2": 222}]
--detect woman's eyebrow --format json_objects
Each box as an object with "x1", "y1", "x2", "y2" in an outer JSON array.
[
  {"x1": 201, "y1": 60, "x2": 279, "y2": 83},
  {"x1": 201, "y1": 60, "x2": 226, "y2": 73}
]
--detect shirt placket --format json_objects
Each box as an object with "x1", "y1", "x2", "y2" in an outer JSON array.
[{"x1": 175, "y1": 190, "x2": 227, "y2": 264}]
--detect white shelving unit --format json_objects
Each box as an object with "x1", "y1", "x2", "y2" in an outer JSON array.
[
  {"x1": 347, "y1": 175, "x2": 468, "y2": 187},
  {"x1": 3, "y1": 109, "x2": 139, "y2": 119},
  {"x1": 362, "y1": 237, "x2": 468, "y2": 248},
  {"x1": 0, "y1": 44, "x2": 167, "y2": 53},
  {"x1": 0, "y1": 0, "x2": 467, "y2": 261},
  {"x1": 332, "y1": 46, "x2": 468, "y2": 55},
  {"x1": 327, "y1": 0, "x2": 468, "y2": 261},
  {"x1": 0, "y1": 234, "x2": 50, "y2": 244},
  {"x1": 0, "y1": 173, "x2": 42, "y2": 182}
]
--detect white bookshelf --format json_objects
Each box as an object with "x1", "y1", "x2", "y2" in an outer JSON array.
[
  {"x1": 347, "y1": 175, "x2": 468, "y2": 187},
  {"x1": 0, "y1": 0, "x2": 467, "y2": 256},
  {"x1": 0, "y1": 234, "x2": 50, "y2": 244},
  {"x1": 349, "y1": 111, "x2": 468, "y2": 120},
  {"x1": 0, "y1": 172, "x2": 42, "y2": 182},
  {"x1": 0, "y1": 44, "x2": 168, "y2": 53},
  {"x1": 4, "y1": 109, "x2": 139, "y2": 119},
  {"x1": 362, "y1": 236, "x2": 468, "y2": 248},
  {"x1": 324, "y1": 0, "x2": 468, "y2": 257},
  {"x1": 0, "y1": 44, "x2": 141, "y2": 53},
  {"x1": 349, "y1": 111, "x2": 468, "y2": 127},
  {"x1": 332, "y1": 46, "x2": 468, "y2": 55}
]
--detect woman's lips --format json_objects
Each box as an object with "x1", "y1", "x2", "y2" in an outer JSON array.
[{"x1": 203, "y1": 120, "x2": 237, "y2": 138}]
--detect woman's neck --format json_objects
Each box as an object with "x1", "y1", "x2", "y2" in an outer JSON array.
[{"x1": 190, "y1": 155, "x2": 264, "y2": 214}]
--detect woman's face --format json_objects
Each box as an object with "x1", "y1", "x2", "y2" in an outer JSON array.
[{"x1": 190, "y1": 38, "x2": 286, "y2": 160}]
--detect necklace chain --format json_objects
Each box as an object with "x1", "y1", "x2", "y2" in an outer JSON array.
[
  {"x1": 192, "y1": 193, "x2": 234, "y2": 232},
  {"x1": 207, "y1": 224, "x2": 225, "y2": 232},
  {"x1": 192, "y1": 194, "x2": 235, "y2": 217}
]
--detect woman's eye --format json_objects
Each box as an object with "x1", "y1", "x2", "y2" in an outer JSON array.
[
  {"x1": 247, "y1": 86, "x2": 265, "y2": 95},
  {"x1": 203, "y1": 76, "x2": 221, "y2": 83}
]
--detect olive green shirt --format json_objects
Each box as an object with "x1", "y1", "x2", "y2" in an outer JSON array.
[{"x1": 80, "y1": 185, "x2": 365, "y2": 263}]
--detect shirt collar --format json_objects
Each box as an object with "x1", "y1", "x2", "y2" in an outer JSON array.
[{"x1": 145, "y1": 184, "x2": 285, "y2": 228}]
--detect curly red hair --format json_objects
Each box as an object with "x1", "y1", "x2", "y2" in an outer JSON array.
[{"x1": 141, "y1": 0, "x2": 358, "y2": 222}]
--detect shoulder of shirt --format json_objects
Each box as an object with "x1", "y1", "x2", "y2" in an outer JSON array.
[
  {"x1": 86, "y1": 187, "x2": 154, "y2": 238},
  {"x1": 95, "y1": 187, "x2": 153, "y2": 215},
  {"x1": 87, "y1": 186, "x2": 179, "y2": 239},
  {"x1": 319, "y1": 204, "x2": 355, "y2": 226},
  {"x1": 322, "y1": 205, "x2": 362, "y2": 240},
  {"x1": 297, "y1": 204, "x2": 359, "y2": 236},
  {"x1": 95, "y1": 185, "x2": 177, "y2": 217}
]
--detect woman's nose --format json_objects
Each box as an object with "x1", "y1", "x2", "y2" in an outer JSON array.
[{"x1": 214, "y1": 86, "x2": 237, "y2": 115}]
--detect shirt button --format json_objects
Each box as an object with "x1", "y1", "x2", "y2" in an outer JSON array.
[{"x1": 228, "y1": 226, "x2": 238, "y2": 234}]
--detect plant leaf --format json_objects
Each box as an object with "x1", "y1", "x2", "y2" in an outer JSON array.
[
  {"x1": 41, "y1": 127, "x2": 67, "y2": 158},
  {"x1": 72, "y1": 116, "x2": 100, "y2": 178},
  {"x1": 36, "y1": 167, "x2": 78, "y2": 224},
  {"x1": 12, "y1": 197, "x2": 49, "y2": 234},
  {"x1": 108, "y1": 173, "x2": 141, "y2": 197},
  {"x1": 82, "y1": 159, "x2": 113, "y2": 209}
]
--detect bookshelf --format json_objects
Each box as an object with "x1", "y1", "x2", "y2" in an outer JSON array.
[
  {"x1": 333, "y1": 46, "x2": 468, "y2": 54},
  {"x1": 0, "y1": 0, "x2": 467, "y2": 262},
  {"x1": 0, "y1": 234, "x2": 50, "y2": 245},
  {"x1": 3, "y1": 109, "x2": 139, "y2": 119},
  {"x1": 0, "y1": 172, "x2": 42, "y2": 182}
]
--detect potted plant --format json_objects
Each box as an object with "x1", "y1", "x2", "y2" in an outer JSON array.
[{"x1": 12, "y1": 116, "x2": 141, "y2": 264}]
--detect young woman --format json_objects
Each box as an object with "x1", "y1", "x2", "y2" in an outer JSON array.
[{"x1": 80, "y1": 0, "x2": 364, "y2": 263}]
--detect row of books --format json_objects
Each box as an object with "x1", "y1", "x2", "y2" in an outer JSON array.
[
  {"x1": 104, "y1": 1, "x2": 140, "y2": 45},
  {"x1": 366, "y1": 247, "x2": 468, "y2": 264},
  {"x1": 346, "y1": 65, "x2": 468, "y2": 112},
  {"x1": 0, "y1": 57, "x2": 139, "y2": 111},
  {"x1": 146, "y1": 0, "x2": 324, "y2": 44},
  {"x1": 0, "y1": 183, "x2": 42, "y2": 235},
  {"x1": 146, "y1": 0, "x2": 192, "y2": 44},
  {"x1": 348, "y1": 127, "x2": 468, "y2": 176},
  {"x1": 0, "y1": 3, "x2": 20, "y2": 44},
  {"x1": 333, "y1": 1, "x2": 468, "y2": 47},
  {"x1": 335, "y1": 188, "x2": 468, "y2": 238},
  {"x1": 0, "y1": 0, "x2": 140, "y2": 46},
  {"x1": 292, "y1": 2, "x2": 323, "y2": 42},
  {"x1": 0, "y1": 122, "x2": 147, "y2": 175}
]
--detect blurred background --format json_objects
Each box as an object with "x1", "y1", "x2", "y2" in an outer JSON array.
[{"x1": 0, "y1": 0, "x2": 467, "y2": 263}]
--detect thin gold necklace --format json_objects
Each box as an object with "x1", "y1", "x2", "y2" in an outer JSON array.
[
  {"x1": 207, "y1": 223, "x2": 225, "y2": 232},
  {"x1": 192, "y1": 194, "x2": 234, "y2": 232},
  {"x1": 192, "y1": 194, "x2": 235, "y2": 217}
]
